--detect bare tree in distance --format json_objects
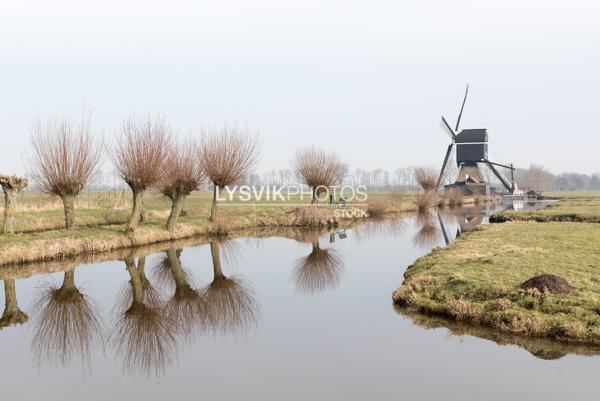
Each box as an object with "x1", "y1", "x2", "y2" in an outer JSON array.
[
  {"x1": 159, "y1": 139, "x2": 206, "y2": 232},
  {"x1": 111, "y1": 116, "x2": 173, "y2": 233},
  {"x1": 0, "y1": 175, "x2": 28, "y2": 233},
  {"x1": 28, "y1": 116, "x2": 103, "y2": 229},
  {"x1": 198, "y1": 126, "x2": 260, "y2": 221},
  {"x1": 414, "y1": 166, "x2": 438, "y2": 192},
  {"x1": 293, "y1": 147, "x2": 347, "y2": 204}
]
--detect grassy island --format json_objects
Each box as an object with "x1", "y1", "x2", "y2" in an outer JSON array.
[{"x1": 394, "y1": 193, "x2": 600, "y2": 345}]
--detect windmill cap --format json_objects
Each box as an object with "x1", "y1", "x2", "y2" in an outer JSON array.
[{"x1": 456, "y1": 128, "x2": 488, "y2": 143}]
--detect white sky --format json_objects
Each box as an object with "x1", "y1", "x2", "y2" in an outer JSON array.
[{"x1": 1, "y1": 0, "x2": 599, "y2": 176}]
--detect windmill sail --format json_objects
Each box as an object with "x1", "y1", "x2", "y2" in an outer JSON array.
[{"x1": 455, "y1": 83, "x2": 469, "y2": 131}]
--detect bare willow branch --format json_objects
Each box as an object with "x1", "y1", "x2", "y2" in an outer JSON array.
[
  {"x1": 293, "y1": 147, "x2": 347, "y2": 203},
  {"x1": 110, "y1": 116, "x2": 173, "y2": 232},
  {"x1": 30, "y1": 270, "x2": 104, "y2": 369},
  {"x1": 28, "y1": 115, "x2": 103, "y2": 229},
  {"x1": 159, "y1": 139, "x2": 206, "y2": 231},
  {"x1": 413, "y1": 211, "x2": 443, "y2": 248},
  {"x1": 414, "y1": 166, "x2": 438, "y2": 192},
  {"x1": 155, "y1": 248, "x2": 213, "y2": 341},
  {"x1": 201, "y1": 240, "x2": 260, "y2": 336},
  {"x1": 292, "y1": 236, "x2": 344, "y2": 295},
  {"x1": 198, "y1": 125, "x2": 260, "y2": 221},
  {"x1": 112, "y1": 257, "x2": 176, "y2": 377}
]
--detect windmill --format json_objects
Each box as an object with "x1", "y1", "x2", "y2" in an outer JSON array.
[{"x1": 436, "y1": 84, "x2": 516, "y2": 195}]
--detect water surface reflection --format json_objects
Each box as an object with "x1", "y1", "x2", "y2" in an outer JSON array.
[{"x1": 0, "y1": 203, "x2": 598, "y2": 400}]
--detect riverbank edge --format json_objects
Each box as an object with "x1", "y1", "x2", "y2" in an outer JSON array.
[
  {"x1": 392, "y1": 219, "x2": 600, "y2": 346},
  {"x1": 0, "y1": 206, "x2": 406, "y2": 267},
  {"x1": 0, "y1": 195, "x2": 495, "y2": 267}
]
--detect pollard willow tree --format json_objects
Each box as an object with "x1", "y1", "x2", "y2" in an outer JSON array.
[
  {"x1": 159, "y1": 140, "x2": 206, "y2": 232},
  {"x1": 414, "y1": 166, "x2": 438, "y2": 192},
  {"x1": 0, "y1": 175, "x2": 28, "y2": 234},
  {"x1": 198, "y1": 127, "x2": 260, "y2": 221},
  {"x1": 111, "y1": 116, "x2": 173, "y2": 233},
  {"x1": 28, "y1": 117, "x2": 103, "y2": 229},
  {"x1": 293, "y1": 147, "x2": 347, "y2": 204}
]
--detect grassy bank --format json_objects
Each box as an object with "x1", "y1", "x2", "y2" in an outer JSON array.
[
  {"x1": 395, "y1": 307, "x2": 600, "y2": 359},
  {"x1": 0, "y1": 191, "x2": 420, "y2": 265},
  {"x1": 491, "y1": 192, "x2": 600, "y2": 223},
  {"x1": 0, "y1": 224, "x2": 336, "y2": 280},
  {"x1": 393, "y1": 221, "x2": 600, "y2": 345},
  {"x1": 0, "y1": 189, "x2": 493, "y2": 266},
  {"x1": 0, "y1": 190, "x2": 418, "y2": 233}
]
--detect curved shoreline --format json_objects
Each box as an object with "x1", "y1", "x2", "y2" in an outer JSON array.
[
  {"x1": 392, "y1": 218, "x2": 600, "y2": 346},
  {"x1": 0, "y1": 206, "x2": 413, "y2": 267}
]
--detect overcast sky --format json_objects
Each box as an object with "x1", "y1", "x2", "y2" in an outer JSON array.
[{"x1": 1, "y1": 0, "x2": 598, "y2": 177}]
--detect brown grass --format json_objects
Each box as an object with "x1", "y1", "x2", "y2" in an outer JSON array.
[
  {"x1": 365, "y1": 200, "x2": 389, "y2": 217},
  {"x1": 416, "y1": 191, "x2": 437, "y2": 211},
  {"x1": 290, "y1": 206, "x2": 336, "y2": 227},
  {"x1": 442, "y1": 189, "x2": 464, "y2": 207},
  {"x1": 207, "y1": 216, "x2": 236, "y2": 236},
  {"x1": 389, "y1": 187, "x2": 405, "y2": 203},
  {"x1": 447, "y1": 299, "x2": 483, "y2": 322}
]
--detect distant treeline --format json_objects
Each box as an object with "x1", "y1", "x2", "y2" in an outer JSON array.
[
  {"x1": 513, "y1": 165, "x2": 600, "y2": 192},
  {"x1": 25, "y1": 165, "x2": 598, "y2": 193}
]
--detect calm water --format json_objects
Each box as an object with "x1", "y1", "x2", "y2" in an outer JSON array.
[{"x1": 1, "y1": 203, "x2": 598, "y2": 401}]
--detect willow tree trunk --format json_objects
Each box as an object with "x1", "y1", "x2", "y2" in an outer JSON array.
[
  {"x1": 311, "y1": 187, "x2": 317, "y2": 204},
  {"x1": 210, "y1": 184, "x2": 219, "y2": 221},
  {"x1": 1, "y1": 279, "x2": 27, "y2": 326},
  {"x1": 167, "y1": 192, "x2": 188, "y2": 232},
  {"x1": 166, "y1": 247, "x2": 190, "y2": 290},
  {"x1": 3, "y1": 279, "x2": 18, "y2": 316},
  {"x1": 137, "y1": 256, "x2": 148, "y2": 284},
  {"x1": 209, "y1": 241, "x2": 225, "y2": 280},
  {"x1": 61, "y1": 270, "x2": 76, "y2": 291},
  {"x1": 140, "y1": 195, "x2": 147, "y2": 223},
  {"x1": 124, "y1": 258, "x2": 144, "y2": 308},
  {"x1": 60, "y1": 194, "x2": 76, "y2": 230},
  {"x1": 3, "y1": 188, "x2": 16, "y2": 233},
  {"x1": 126, "y1": 189, "x2": 144, "y2": 232}
]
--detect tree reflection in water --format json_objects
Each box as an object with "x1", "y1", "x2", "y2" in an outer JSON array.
[
  {"x1": 201, "y1": 240, "x2": 260, "y2": 336},
  {"x1": 136, "y1": 255, "x2": 163, "y2": 307},
  {"x1": 30, "y1": 268, "x2": 104, "y2": 368},
  {"x1": 412, "y1": 210, "x2": 443, "y2": 249},
  {"x1": 292, "y1": 233, "x2": 344, "y2": 296},
  {"x1": 153, "y1": 247, "x2": 212, "y2": 341},
  {"x1": 112, "y1": 256, "x2": 176, "y2": 377},
  {"x1": 352, "y1": 218, "x2": 406, "y2": 243},
  {"x1": 0, "y1": 279, "x2": 28, "y2": 329}
]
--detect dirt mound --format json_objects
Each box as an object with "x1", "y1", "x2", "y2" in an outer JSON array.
[{"x1": 520, "y1": 274, "x2": 573, "y2": 295}]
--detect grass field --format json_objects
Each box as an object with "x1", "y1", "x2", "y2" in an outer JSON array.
[
  {"x1": 492, "y1": 192, "x2": 600, "y2": 223},
  {"x1": 0, "y1": 190, "x2": 421, "y2": 265},
  {"x1": 394, "y1": 192, "x2": 600, "y2": 345},
  {"x1": 0, "y1": 190, "x2": 417, "y2": 233}
]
